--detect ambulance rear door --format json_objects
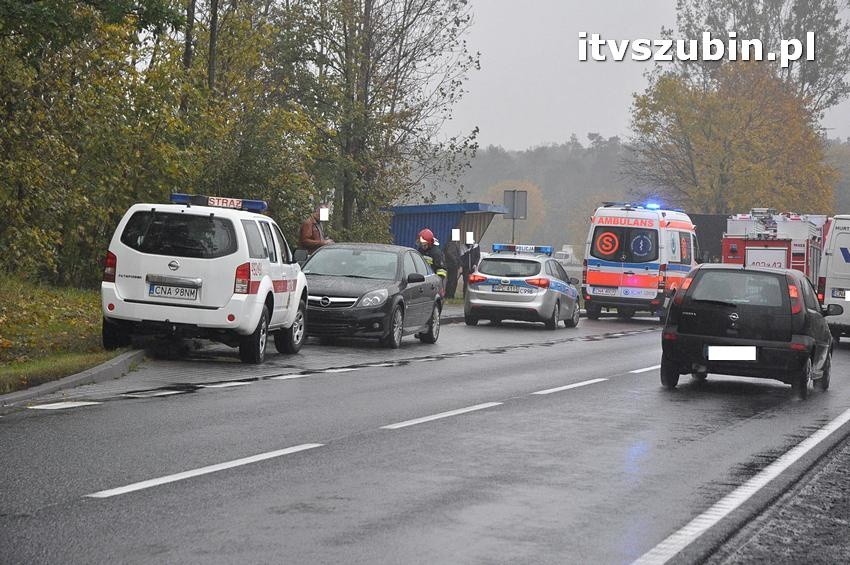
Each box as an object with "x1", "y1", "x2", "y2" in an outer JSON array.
[
  {"x1": 618, "y1": 225, "x2": 661, "y2": 300},
  {"x1": 586, "y1": 225, "x2": 625, "y2": 299}
]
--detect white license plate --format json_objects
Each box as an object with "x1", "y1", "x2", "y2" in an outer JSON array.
[
  {"x1": 708, "y1": 346, "x2": 757, "y2": 361},
  {"x1": 149, "y1": 284, "x2": 198, "y2": 301},
  {"x1": 493, "y1": 284, "x2": 519, "y2": 293},
  {"x1": 831, "y1": 288, "x2": 846, "y2": 299},
  {"x1": 591, "y1": 287, "x2": 617, "y2": 296}
]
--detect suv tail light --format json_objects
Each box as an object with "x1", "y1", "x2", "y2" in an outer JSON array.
[
  {"x1": 787, "y1": 278, "x2": 803, "y2": 315},
  {"x1": 234, "y1": 262, "x2": 251, "y2": 294},
  {"x1": 103, "y1": 251, "x2": 117, "y2": 283},
  {"x1": 526, "y1": 278, "x2": 550, "y2": 289},
  {"x1": 468, "y1": 273, "x2": 487, "y2": 285},
  {"x1": 817, "y1": 276, "x2": 826, "y2": 303}
]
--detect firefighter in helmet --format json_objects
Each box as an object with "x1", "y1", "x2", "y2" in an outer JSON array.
[{"x1": 416, "y1": 228, "x2": 447, "y2": 292}]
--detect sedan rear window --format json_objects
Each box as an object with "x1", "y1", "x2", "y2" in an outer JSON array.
[
  {"x1": 478, "y1": 258, "x2": 541, "y2": 277},
  {"x1": 690, "y1": 271, "x2": 784, "y2": 307},
  {"x1": 120, "y1": 211, "x2": 237, "y2": 258}
]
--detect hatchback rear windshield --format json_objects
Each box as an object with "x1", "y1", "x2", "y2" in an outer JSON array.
[
  {"x1": 478, "y1": 258, "x2": 541, "y2": 277},
  {"x1": 690, "y1": 271, "x2": 785, "y2": 307},
  {"x1": 590, "y1": 226, "x2": 659, "y2": 263},
  {"x1": 120, "y1": 211, "x2": 238, "y2": 259}
]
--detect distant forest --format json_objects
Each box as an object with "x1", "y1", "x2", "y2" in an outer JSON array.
[{"x1": 441, "y1": 135, "x2": 850, "y2": 258}]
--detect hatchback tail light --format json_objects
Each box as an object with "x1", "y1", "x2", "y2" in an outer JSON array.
[
  {"x1": 526, "y1": 277, "x2": 550, "y2": 289},
  {"x1": 787, "y1": 280, "x2": 803, "y2": 315},
  {"x1": 817, "y1": 276, "x2": 826, "y2": 304},
  {"x1": 103, "y1": 251, "x2": 117, "y2": 283},
  {"x1": 673, "y1": 276, "x2": 693, "y2": 305},
  {"x1": 662, "y1": 331, "x2": 678, "y2": 341},
  {"x1": 468, "y1": 273, "x2": 487, "y2": 285},
  {"x1": 234, "y1": 262, "x2": 251, "y2": 294}
]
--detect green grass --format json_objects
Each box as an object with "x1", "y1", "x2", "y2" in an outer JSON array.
[{"x1": 0, "y1": 275, "x2": 119, "y2": 394}]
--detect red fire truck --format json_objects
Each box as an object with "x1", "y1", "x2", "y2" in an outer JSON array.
[{"x1": 721, "y1": 209, "x2": 827, "y2": 284}]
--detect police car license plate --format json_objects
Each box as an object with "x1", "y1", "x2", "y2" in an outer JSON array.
[
  {"x1": 149, "y1": 284, "x2": 198, "y2": 301},
  {"x1": 591, "y1": 287, "x2": 617, "y2": 296},
  {"x1": 493, "y1": 284, "x2": 519, "y2": 293}
]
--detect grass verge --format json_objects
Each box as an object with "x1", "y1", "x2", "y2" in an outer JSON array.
[{"x1": 0, "y1": 274, "x2": 118, "y2": 395}]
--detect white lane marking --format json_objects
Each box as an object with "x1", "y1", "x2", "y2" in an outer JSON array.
[
  {"x1": 85, "y1": 443, "x2": 324, "y2": 499},
  {"x1": 630, "y1": 364, "x2": 661, "y2": 374},
  {"x1": 381, "y1": 402, "x2": 503, "y2": 430},
  {"x1": 634, "y1": 408, "x2": 850, "y2": 565},
  {"x1": 29, "y1": 401, "x2": 102, "y2": 410},
  {"x1": 532, "y1": 378, "x2": 608, "y2": 395},
  {"x1": 122, "y1": 390, "x2": 185, "y2": 398},
  {"x1": 321, "y1": 368, "x2": 359, "y2": 373},
  {"x1": 199, "y1": 382, "x2": 250, "y2": 389},
  {"x1": 270, "y1": 374, "x2": 308, "y2": 380},
  {"x1": 364, "y1": 363, "x2": 395, "y2": 367}
]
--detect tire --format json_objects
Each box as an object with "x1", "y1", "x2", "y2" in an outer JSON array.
[
  {"x1": 831, "y1": 328, "x2": 841, "y2": 343},
  {"x1": 618, "y1": 307, "x2": 635, "y2": 320},
  {"x1": 275, "y1": 299, "x2": 306, "y2": 354},
  {"x1": 545, "y1": 301, "x2": 560, "y2": 330},
  {"x1": 382, "y1": 305, "x2": 404, "y2": 348},
  {"x1": 418, "y1": 304, "x2": 441, "y2": 344},
  {"x1": 464, "y1": 314, "x2": 479, "y2": 326},
  {"x1": 660, "y1": 357, "x2": 679, "y2": 389},
  {"x1": 586, "y1": 303, "x2": 601, "y2": 320},
  {"x1": 491, "y1": 318, "x2": 503, "y2": 326},
  {"x1": 564, "y1": 302, "x2": 580, "y2": 328},
  {"x1": 102, "y1": 318, "x2": 131, "y2": 350},
  {"x1": 793, "y1": 357, "x2": 812, "y2": 399},
  {"x1": 814, "y1": 352, "x2": 831, "y2": 392},
  {"x1": 692, "y1": 371, "x2": 708, "y2": 382},
  {"x1": 239, "y1": 306, "x2": 269, "y2": 364}
]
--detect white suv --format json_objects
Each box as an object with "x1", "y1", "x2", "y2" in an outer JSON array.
[{"x1": 101, "y1": 194, "x2": 308, "y2": 363}]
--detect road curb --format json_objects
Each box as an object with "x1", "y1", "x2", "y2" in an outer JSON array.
[{"x1": 0, "y1": 349, "x2": 146, "y2": 409}]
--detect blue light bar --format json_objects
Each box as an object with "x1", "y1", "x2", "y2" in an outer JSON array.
[
  {"x1": 645, "y1": 202, "x2": 661, "y2": 210},
  {"x1": 492, "y1": 243, "x2": 554, "y2": 256},
  {"x1": 169, "y1": 193, "x2": 268, "y2": 213}
]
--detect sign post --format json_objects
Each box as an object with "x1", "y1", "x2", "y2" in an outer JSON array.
[{"x1": 503, "y1": 190, "x2": 528, "y2": 244}]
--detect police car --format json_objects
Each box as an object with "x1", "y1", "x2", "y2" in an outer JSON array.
[
  {"x1": 101, "y1": 193, "x2": 308, "y2": 364},
  {"x1": 464, "y1": 244, "x2": 581, "y2": 329}
]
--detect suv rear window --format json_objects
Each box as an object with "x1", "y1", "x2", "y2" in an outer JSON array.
[
  {"x1": 590, "y1": 226, "x2": 659, "y2": 263},
  {"x1": 120, "y1": 211, "x2": 238, "y2": 258},
  {"x1": 478, "y1": 258, "x2": 541, "y2": 277},
  {"x1": 690, "y1": 271, "x2": 784, "y2": 307}
]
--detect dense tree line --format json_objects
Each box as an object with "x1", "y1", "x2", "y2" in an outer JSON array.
[{"x1": 0, "y1": 0, "x2": 477, "y2": 287}]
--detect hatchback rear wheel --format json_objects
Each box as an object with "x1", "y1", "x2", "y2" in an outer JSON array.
[
  {"x1": 239, "y1": 306, "x2": 269, "y2": 364},
  {"x1": 793, "y1": 357, "x2": 812, "y2": 399},
  {"x1": 813, "y1": 353, "x2": 831, "y2": 392},
  {"x1": 564, "y1": 303, "x2": 580, "y2": 328},
  {"x1": 661, "y1": 357, "x2": 679, "y2": 389}
]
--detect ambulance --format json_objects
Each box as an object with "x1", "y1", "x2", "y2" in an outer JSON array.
[
  {"x1": 818, "y1": 214, "x2": 850, "y2": 341},
  {"x1": 582, "y1": 202, "x2": 698, "y2": 320}
]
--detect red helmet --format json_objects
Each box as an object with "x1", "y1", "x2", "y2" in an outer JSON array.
[{"x1": 417, "y1": 228, "x2": 435, "y2": 247}]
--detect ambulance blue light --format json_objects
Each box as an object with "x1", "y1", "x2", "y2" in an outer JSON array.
[{"x1": 645, "y1": 202, "x2": 661, "y2": 210}]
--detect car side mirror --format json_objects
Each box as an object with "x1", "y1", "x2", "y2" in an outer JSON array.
[
  {"x1": 407, "y1": 273, "x2": 426, "y2": 283},
  {"x1": 824, "y1": 303, "x2": 844, "y2": 317},
  {"x1": 569, "y1": 277, "x2": 579, "y2": 285}
]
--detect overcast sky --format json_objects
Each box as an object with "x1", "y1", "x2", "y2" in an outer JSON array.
[{"x1": 444, "y1": 0, "x2": 850, "y2": 150}]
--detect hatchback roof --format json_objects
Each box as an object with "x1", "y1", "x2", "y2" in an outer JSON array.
[{"x1": 695, "y1": 263, "x2": 799, "y2": 277}]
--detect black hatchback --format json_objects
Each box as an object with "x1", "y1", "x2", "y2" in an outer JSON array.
[
  {"x1": 302, "y1": 243, "x2": 443, "y2": 348},
  {"x1": 661, "y1": 264, "x2": 843, "y2": 398}
]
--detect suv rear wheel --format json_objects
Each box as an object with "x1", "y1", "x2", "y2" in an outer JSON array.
[
  {"x1": 102, "y1": 318, "x2": 131, "y2": 350},
  {"x1": 239, "y1": 306, "x2": 269, "y2": 364},
  {"x1": 275, "y1": 299, "x2": 306, "y2": 354}
]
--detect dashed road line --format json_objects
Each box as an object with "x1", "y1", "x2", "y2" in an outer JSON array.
[
  {"x1": 28, "y1": 401, "x2": 102, "y2": 410},
  {"x1": 321, "y1": 368, "x2": 360, "y2": 373},
  {"x1": 531, "y1": 378, "x2": 608, "y2": 395},
  {"x1": 381, "y1": 402, "x2": 503, "y2": 430},
  {"x1": 630, "y1": 364, "x2": 661, "y2": 374},
  {"x1": 633, "y1": 408, "x2": 850, "y2": 565},
  {"x1": 85, "y1": 443, "x2": 324, "y2": 499},
  {"x1": 199, "y1": 382, "x2": 250, "y2": 389},
  {"x1": 122, "y1": 390, "x2": 187, "y2": 398}
]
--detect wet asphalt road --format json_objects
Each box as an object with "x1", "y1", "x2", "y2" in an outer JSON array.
[{"x1": 2, "y1": 317, "x2": 850, "y2": 564}]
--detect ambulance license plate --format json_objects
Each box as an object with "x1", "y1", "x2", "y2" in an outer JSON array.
[
  {"x1": 149, "y1": 284, "x2": 198, "y2": 301},
  {"x1": 493, "y1": 285, "x2": 519, "y2": 293},
  {"x1": 591, "y1": 287, "x2": 617, "y2": 296},
  {"x1": 831, "y1": 288, "x2": 846, "y2": 299}
]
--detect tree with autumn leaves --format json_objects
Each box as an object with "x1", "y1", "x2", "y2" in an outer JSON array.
[{"x1": 629, "y1": 63, "x2": 836, "y2": 214}]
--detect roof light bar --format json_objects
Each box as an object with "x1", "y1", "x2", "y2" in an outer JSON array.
[
  {"x1": 492, "y1": 243, "x2": 554, "y2": 256},
  {"x1": 170, "y1": 193, "x2": 268, "y2": 213}
]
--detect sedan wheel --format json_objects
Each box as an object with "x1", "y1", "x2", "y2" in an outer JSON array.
[
  {"x1": 382, "y1": 305, "x2": 404, "y2": 349},
  {"x1": 545, "y1": 301, "x2": 560, "y2": 330}
]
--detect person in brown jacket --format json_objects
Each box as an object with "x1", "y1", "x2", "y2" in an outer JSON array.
[{"x1": 299, "y1": 203, "x2": 334, "y2": 254}]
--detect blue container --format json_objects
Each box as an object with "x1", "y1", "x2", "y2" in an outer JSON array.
[{"x1": 389, "y1": 203, "x2": 507, "y2": 249}]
